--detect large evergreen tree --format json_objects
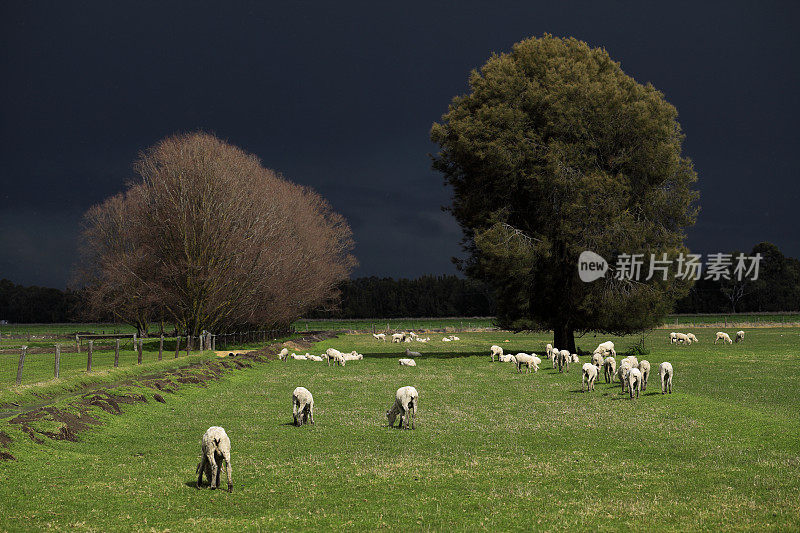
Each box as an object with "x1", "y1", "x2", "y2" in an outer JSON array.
[{"x1": 431, "y1": 35, "x2": 699, "y2": 351}]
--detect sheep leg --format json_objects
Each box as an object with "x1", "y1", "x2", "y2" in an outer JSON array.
[
  {"x1": 207, "y1": 452, "x2": 218, "y2": 489},
  {"x1": 293, "y1": 400, "x2": 300, "y2": 426},
  {"x1": 223, "y1": 451, "x2": 233, "y2": 492},
  {"x1": 668, "y1": 375, "x2": 673, "y2": 393},
  {"x1": 410, "y1": 401, "x2": 416, "y2": 430},
  {"x1": 309, "y1": 403, "x2": 315, "y2": 425},
  {"x1": 196, "y1": 456, "x2": 207, "y2": 488}
]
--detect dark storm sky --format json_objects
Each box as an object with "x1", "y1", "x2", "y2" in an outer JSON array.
[{"x1": 2, "y1": 1, "x2": 799, "y2": 289}]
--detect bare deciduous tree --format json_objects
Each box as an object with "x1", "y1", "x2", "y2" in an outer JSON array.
[{"x1": 76, "y1": 132, "x2": 356, "y2": 335}]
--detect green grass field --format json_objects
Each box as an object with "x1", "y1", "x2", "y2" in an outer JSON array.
[{"x1": 1, "y1": 327, "x2": 798, "y2": 531}]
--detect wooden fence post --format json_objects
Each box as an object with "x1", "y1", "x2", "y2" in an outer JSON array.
[
  {"x1": 174, "y1": 335, "x2": 181, "y2": 358},
  {"x1": 159, "y1": 335, "x2": 164, "y2": 360},
  {"x1": 16, "y1": 346, "x2": 27, "y2": 385},
  {"x1": 211, "y1": 334, "x2": 216, "y2": 351},
  {"x1": 87, "y1": 340, "x2": 93, "y2": 372},
  {"x1": 75, "y1": 334, "x2": 80, "y2": 353},
  {"x1": 137, "y1": 339, "x2": 143, "y2": 364},
  {"x1": 54, "y1": 344, "x2": 61, "y2": 378},
  {"x1": 114, "y1": 339, "x2": 120, "y2": 367},
  {"x1": 185, "y1": 336, "x2": 190, "y2": 356}
]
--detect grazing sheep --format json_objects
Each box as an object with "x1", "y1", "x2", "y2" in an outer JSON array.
[
  {"x1": 603, "y1": 356, "x2": 616, "y2": 383},
  {"x1": 686, "y1": 333, "x2": 699, "y2": 343},
  {"x1": 307, "y1": 354, "x2": 324, "y2": 362},
  {"x1": 449, "y1": 335, "x2": 460, "y2": 341},
  {"x1": 391, "y1": 333, "x2": 405, "y2": 343},
  {"x1": 398, "y1": 358, "x2": 417, "y2": 366},
  {"x1": 628, "y1": 368, "x2": 642, "y2": 399},
  {"x1": 490, "y1": 345, "x2": 504, "y2": 362},
  {"x1": 669, "y1": 332, "x2": 677, "y2": 344},
  {"x1": 593, "y1": 341, "x2": 616, "y2": 357},
  {"x1": 196, "y1": 426, "x2": 233, "y2": 492},
  {"x1": 715, "y1": 332, "x2": 733, "y2": 344},
  {"x1": 546, "y1": 344, "x2": 554, "y2": 360},
  {"x1": 498, "y1": 353, "x2": 517, "y2": 363},
  {"x1": 618, "y1": 360, "x2": 632, "y2": 392},
  {"x1": 416, "y1": 337, "x2": 430, "y2": 343},
  {"x1": 582, "y1": 363, "x2": 598, "y2": 392},
  {"x1": 639, "y1": 360, "x2": 651, "y2": 390},
  {"x1": 621, "y1": 356, "x2": 639, "y2": 370},
  {"x1": 442, "y1": 337, "x2": 452, "y2": 342},
  {"x1": 591, "y1": 353, "x2": 604, "y2": 374},
  {"x1": 405, "y1": 348, "x2": 421, "y2": 358},
  {"x1": 550, "y1": 346, "x2": 559, "y2": 368},
  {"x1": 373, "y1": 333, "x2": 386, "y2": 342},
  {"x1": 735, "y1": 330, "x2": 745, "y2": 343},
  {"x1": 342, "y1": 352, "x2": 363, "y2": 361},
  {"x1": 515, "y1": 353, "x2": 539, "y2": 373},
  {"x1": 659, "y1": 362, "x2": 674, "y2": 394},
  {"x1": 674, "y1": 332, "x2": 691, "y2": 345},
  {"x1": 278, "y1": 347, "x2": 289, "y2": 361},
  {"x1": 289, "y1": 353, "x2": 308, "y2": 360},
  {"x1": 386, "y1": 386, "x2": 418, "y2": 429},
  {"x1": 292, "y1": 387, "x2": 314, "y2": 426},
  {"x1": 571, "y1": 353, "x2": 579, "y2": 363},
  {"x1": 325, "y1": 348, "x2": 346, "y2": 366},
  {"x1": 558, "y1": 349, "x2": 570, "y2": 373}
]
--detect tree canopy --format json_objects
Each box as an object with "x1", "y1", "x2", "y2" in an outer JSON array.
[
  {"x1": 431, "y1": 35, "x2": 699, "y2": 351},
  {"x1": 76, "y1": 132, "x2": 356, "y2": 337}
]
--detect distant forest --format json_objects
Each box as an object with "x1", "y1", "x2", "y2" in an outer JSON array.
[{"x1": 1, "y1": 242, "x2": 798, "y2": 323}]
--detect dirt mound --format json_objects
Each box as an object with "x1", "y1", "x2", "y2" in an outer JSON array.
[{"x1": 0, "y1": 430, "x2": 11, "y2": 447}]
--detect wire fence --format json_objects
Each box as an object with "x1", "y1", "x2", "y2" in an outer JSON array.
[{"x1": 0, "y1": 328, "x2": 292, "y2": 387}]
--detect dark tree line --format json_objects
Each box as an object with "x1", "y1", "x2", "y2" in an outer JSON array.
[
  {"x1": 0, "y1": 279, "x2": 82, "y2": 323},
  {"x1": 306, "y1": 275, "x2": 496, "y2": 319}
]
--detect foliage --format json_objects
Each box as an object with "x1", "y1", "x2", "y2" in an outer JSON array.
[
  {"x1": 74, "y1": 132, "x2": 356, "y2": 336},
  {"x1": 0, "y1": 279, "x2": 81, "y2": 323},
  {"x1": 431, "y1": 35, "x2": 699, "y2": 351}
]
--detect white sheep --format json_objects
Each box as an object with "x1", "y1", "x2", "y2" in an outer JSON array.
[
  {"x1": 582, "y1": 363, "x2": 598, "y2": 392},
  {"x1": 715, "y1": 332, "x2": 733, "y2": 344},
  {"x1": 621, "y1": 356, "x2": 639, "y2": 370},
  {"x1": 686, "y1": 333, "x2": 699, "y2": 343},
  {"x1": 307, "y1": 354, "x2": 324, "y2": 362},
  {"x1": 546, "y1": 343, "x2": 554, "y2": 360},
  {"x1": 669, "y1": 332, "x2": 677, "y2": 344},
  {"x1": 639, "y1": 360, "x2": 651, "y2": 390},
  {"x1": 442, "y1": 337, "x2": 452, "y2": 342},
  {"x1": 325, "y1": 348, "x2": 346, "y2": 366},
  {"x1": 735, "y1": 330, "x2": 745, "y2": 343},
  {"x1": 627, "y1": 367, "x2": 642, "y2": 399},
  {"x1": 373, "y1": 333, "x2": 386, "y2": 342},
  {"x1": 391, "y1": 333, "x2": 405, "y2": 343},
  {"x1": 514, "y1": 353, "x2": 539, "y2": 373},
  {"x1": 490, "y1": 345, "x2": 504, "y2": 362},
  {"x1": 292, "y1": 387, "x2": 315, "y2": 426},
  {"x1": 617, "y1": 360, "x2": 632, "y2": 392},
  {"x1": 196, "y1": 426, "x2": 233, "y2": 492},
  {"x1": 416, "y1": 337, "x2": 430, "y2": 343},
  {"x1": 571, "y1": 353, "x2": 579, "y2": 363},
  {"x1": 603, "y1": 356, "x2": 616, "y2": 383},
  {"x1": 558, "y1": 349, "x2": 571, "y2": 373},
  {"x1": 593, "y1": 341, "x2": 616, "y2": 357},
  {"x1": 550, "y1": 346, "x2": 559, "y2": 368},
  {"x1": 498, "y1": 353, "x2": 517, "y2": 363},
  {"x1": 278, "y1": 347, "x2": 289, "y2": 361},
  {"x1": 674, "y1": 332, "x2": 691, "y2": 345},
  {"x1": 449, "y1": 335, "x2": 460, "y2": 341},
  {"x1": 659, "y1": 362, "x2": 674, "y2": 394},
  {"x1": 342, "y1": 352, "x2": 363, "y2": 361},
  {"x1": 398, "y1": 358, "x2": 417, "y2": 366},
  {"x1": 591, "y1": 352, "x2": 604, "y2": 374},
  {"x1": 289, "y1": 353, "x2": 308, "y2": 360},
  {"x1": 386, "y1": 386, "x2": 418, "y2": 429}
]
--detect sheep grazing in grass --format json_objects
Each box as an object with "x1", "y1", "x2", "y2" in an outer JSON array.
[
  {"x1": 373, "y1": 333, "x2": 386, "y2": 342},
  {"x1": 325, "y1": 348, "x2": 346, "y2": 366},
  {"x1": 398, "y1": 358, "x2": 416, "y2": 366},
  {"x1": 514, "y1": 353, "x2": 539, "y2": 373},
  {"x1": 621, "y1": 356, "x2": 639, "y2": 370},
  {"x1": 278, "y1": 347, "x2": 289, "y2": 361},
  {"x1": 416, "y1": 337, "x2": 430, "y2": 343},
  {"x1": 498, "y1": 353, "x2": 516, "y2": 363},
  {"x1": 674, "y1": 332, "x2": 691, "y2": 345},
  {"x1": 715, "y1": 332, "x2": 733, "y2": 344},
  {"x1": 391, "y1": 333, "x2": 405, "y2": 343},
  {"x1": 593, "y1": 341, "x2": 616, "y2": 357},
  {"x1": 307, "y1": 354, "x2": 324, "y2": 362},
  {"x1": 591, "y1": 353, "x2": 604, "y2": 374},
  {"x1": 342, "y1": 352, "x2": 363, "y2": 361},
  {"x1": 449, "y1": 335, "x2": 460, "y2": 341},
  {"x1": 686, "y1": 333, "x2": 699, "y2": 343},
  {"x1": 196, "y1": 426, "x2": 233, "y2": 492},
  {"x1": 387, "y1": 386, "x2": 418, "y2": 429},
  {"x1": 618, "y1": 360, "x2": 632, "y2": 392},
  {"x1": 582, "y1": 363, "x2": 598, "y2": 392},
  {"x1": 442, "y1": 337, "x2": 452, "y2": 342},
  {"x1": 292, "y1": 387, "x2": 314, "y2": 426},
  {"x1": 639, "y1": 360, "x2": 651, "y2": 390},
  {"x1": 490, "y1": 345, "x2": 504, "y2": 362},
  {"x1": 405, "y1": 348, "x2": 421, "y2": 358},
  {"x1": 628, "y1": 368, "x2": 642, "y2": 399},
  {"x1": 669, "y1": 332, "x2": 677, "y2": 344},
  {"x1": 659, "y1": 362, "x2": 674, "y2": 394},
  {"x1": 289, "y1": 353, "x2": 308, "y2": 360},
  {"x1": 546, "y1": 344, "x2": 554, "y2": 360},
  {"x1": 558, "y1": 349, "x2": 570, "y2": 373},
  {"x1": 735, "y1": 330, "x2": 745, "y2": 343},
  {"x1": 550, "y1": 347, "x2": 559, "y2": 368},
  {"x1": 571, "y1": 354, "x2": 579, "y2": 363},
  {"x1": 603, "y1": 357, "x2": 616, "y2": 383}
]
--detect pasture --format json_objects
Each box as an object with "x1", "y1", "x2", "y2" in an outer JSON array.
[{"x1": 1, "y1": 327, "x2": 799, "y2": 531}]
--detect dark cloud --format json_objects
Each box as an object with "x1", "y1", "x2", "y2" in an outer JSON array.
[{"x1": 2, "y1": 1, "x2": 798, "y2": 288}]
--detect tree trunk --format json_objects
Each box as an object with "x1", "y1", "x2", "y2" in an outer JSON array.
[{"x1": 553, "y1": 322, "x2": 576, "y2": 354}]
